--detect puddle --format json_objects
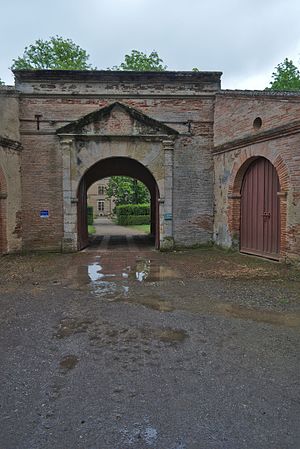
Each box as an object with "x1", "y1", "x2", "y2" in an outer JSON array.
[
  {"x1": 115, "y1": 294, "x2": 300, "y2": 328},
  {"x1": 59, "y1": 355, "x2": 78, "y2": 371},
  {"x1": 134, "y1": 258, "x2": 178, "y2": 282},
  {"x1": 219, "y1": 304, "x2": 300, "y2": 328},
  {"x1": 82, "y1": 255, "x2": 179, "y2": 299},
  {"x1": 86, "y1": 257, "x2": 177, "y2": 285},
  {"x1": 88, "y1": 262, "x2": 116, "y2": 281},
  {"x1": 73, "y1": 255, "x2": 300, "y2": 329}
]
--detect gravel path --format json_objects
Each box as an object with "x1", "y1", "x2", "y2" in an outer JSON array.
[{"x1": 0, "y1": 247, "x2": 299, "y2": 449}]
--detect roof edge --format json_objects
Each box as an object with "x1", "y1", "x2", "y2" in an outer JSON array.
[{"x1": 13, "y1": 69, "x2": 222, "y2": 83}]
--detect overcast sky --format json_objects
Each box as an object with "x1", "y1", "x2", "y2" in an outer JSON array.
[{"x1": 1, "y1": 0, "x2": 300, "y2": 89}]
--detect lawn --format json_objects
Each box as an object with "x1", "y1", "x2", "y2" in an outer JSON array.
[
  {"x1": 126, "y1": 224, "x2": 150, "y2": 234},
  {"x1": 88, "y1": 225, "x2": 96, "y2": 234}
]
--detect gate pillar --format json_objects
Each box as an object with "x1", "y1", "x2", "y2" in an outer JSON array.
[
  {"x1": 160, "y1": 139, "x2": 175, "y2": 250},
  {"x1": 60, "y1": 137, "x2": 78, "y2": 252}
]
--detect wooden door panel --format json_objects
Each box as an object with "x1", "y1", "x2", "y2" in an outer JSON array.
[{"x1": 241, "y1": 158, "x2": 280, "y2": 259}]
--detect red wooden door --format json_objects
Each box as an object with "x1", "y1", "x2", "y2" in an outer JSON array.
[
  {"x1": 77, "y1": 177, "x2": 88, "y2": 250},
  {"x1": 240, "y1": 158, "x2": 280, "y2": 259}
]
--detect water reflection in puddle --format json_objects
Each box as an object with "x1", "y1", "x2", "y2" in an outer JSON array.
[
  {"x1": 88, "y1": 262, "x2": 116, "y2": 281},
  {"x1": 86, "y1": 257, "x2": 178, "y2": 299},
  {"x1": 84, "y1": 255, "x2": 300, "y2": 328}
]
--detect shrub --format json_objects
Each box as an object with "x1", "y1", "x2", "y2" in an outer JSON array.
[
  {"x1": 115, "y1": 203, "x2": 150, "y2": 217},
  {"x1": 87, "y1": 206, "x2": 94, "y2": 225},
  {"x1": 115, "y1": 203, "x2": 150, "y2": 225},
  {"x1": 117, "y1": 215, "x2": 150, "y2": 226}
]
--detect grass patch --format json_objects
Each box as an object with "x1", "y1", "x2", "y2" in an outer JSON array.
[
  {"x1": 126, "y1": 224, "x2": 150, "y2": 234},
  {"x1": 88, "y1": 225, "x2": 96, "y2": 234}
]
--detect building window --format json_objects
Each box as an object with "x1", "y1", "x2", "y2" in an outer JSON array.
[
  {"x1": 98, "y1": 185, "x2": 105, "y2": 195},
  {"x1": 97, "y1": 200, "x2": 105, "y2": 212}
]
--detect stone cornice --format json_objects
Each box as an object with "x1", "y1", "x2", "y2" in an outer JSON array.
[
  {"x1": 0, "y1": 136, "x2": 22, "y2": 151},
  {"x1": 58, "y1": 134, "x2": 173, "y2": 142},
  {"x1": 0, "y1": 86, "x2": 19, "y2": 97},
  {"x1": 14, "y1": 69, "x2": 222, "y2": 84},
  {"x1": 218, "y1": 90, "x2": 300, "y2": 100},
  {"x1": 212, "y1": 120, "x2": 300, "y2": 155}
]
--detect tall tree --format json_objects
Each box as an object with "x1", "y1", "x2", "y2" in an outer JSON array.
[
  {"x1": 11, "y1": 36, "x2": 94, "y2": 70},
  {"x1": 106, "y1": 177, "x2": 150, "y2": 206},
  {"x1": 267, "y1": 58, "x2": 300, "y2": 91},
  {"x1": 111, "y1": 50, "x2": 167, "y2": 71}
]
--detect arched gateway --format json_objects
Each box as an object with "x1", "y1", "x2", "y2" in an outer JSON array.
[
  {"x1": 77, "y1": 157, "x2": 160, "y2": 249},
  {"x1": 57, "y1": 102, "x2": 178, "y2": 251}
]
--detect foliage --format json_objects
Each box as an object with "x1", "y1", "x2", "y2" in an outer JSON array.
[
  {"x1": 115, "y1": 203, "x2": 150, "y2": 226},
  {"x1": 106, "y1": 176, "x2": 150, "y2": 206},
  {"x1": 88, "y1": 225, "x2": 96, "y2": 235},
  {"x1": 87, "y1": 206, "x2": 94, "y2": 225},
  {"x1": 110, "y1": 50, "x2": 167, "y2": 71},
  {"x1": 11, "y1": 36, "x2": 94, "y2": 70},
  {"x1": 0, "y1": 78, "x2": 4, "y2": 85},
  {"x1": 267, "y1": 58, "x2": 300, "y2": 91},
  {"x1": 116, "y1": 203, "x2": 150, "y2": 216}
]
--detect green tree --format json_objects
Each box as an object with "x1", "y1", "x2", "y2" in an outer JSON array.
[
  {"x1": 0, "y1": 78, "x2": 4, "y2": 85},
  {"x1": 111, "y1": 50, "x2": 167, "y2": 71},
  {"x1": 11, "y1": 36, "x2": 94, "y2": 70},
  {"x1": 267, "y1": 58, "x2": 300, "y2": 91},
  {"x1": 106, "y1": 176, "x2": 150, "y2": 206}
]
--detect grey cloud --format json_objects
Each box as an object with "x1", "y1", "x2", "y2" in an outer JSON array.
[{"x1": 1, "y1": 0, "x2": 299, "y2": 88}]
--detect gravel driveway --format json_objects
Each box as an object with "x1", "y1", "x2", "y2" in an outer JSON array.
[{"x1": 0, "y1": 245, "x2": 299, "y2": 449}]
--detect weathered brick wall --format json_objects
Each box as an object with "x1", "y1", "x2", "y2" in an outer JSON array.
[
  {"x1": 16, "y1": 71, "x2": 221, "y2": 251},
  {"x1": 214, "y1": 91, "x2": 300, "y2": 147},
  {"x1": 0, "y1": 87, "x2": 22, "y2": 254},
  {"x1": 213, "y1": 92, "x2": 300, "y2": 262},
  {"x1": 0, "y1": 141, "x2": 22, "y2": 253},
  {"x1": 20, "y1": 135, "x2": 63, "y2": 251},
  {"x1": 0, "y1": 87, "x2": 20, "y2": 141}
]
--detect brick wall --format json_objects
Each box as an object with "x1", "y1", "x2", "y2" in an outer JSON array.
[
  {"x1": 213, "y1": 92, "x2": 300, "y2": 262},
  {"x1": 16, "y1": 71, "x2": 220, "y2": 251},
  {"x1": 214, "y1": 91, "x2": 300, "y2": 147},
  {"x1": 0, "y1": 162, "x2": 7, "y2": 253}
]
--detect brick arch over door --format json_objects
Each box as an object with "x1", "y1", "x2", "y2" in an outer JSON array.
[
  {"x1": 0, "y1": 165, "x2": 7, "y2": 254},
  {"x1": 77, "y1": 157, "x2": 160, "y2": 250},
  {"x1": 227, "y1": 150, "x2": 289, "y2": 259}
]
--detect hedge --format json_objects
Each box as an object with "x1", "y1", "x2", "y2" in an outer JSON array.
[
  {"x1": 87, "y1": 206, "x2": 94, "y2": 225},
  {"x1": 117, "y1": 214, "x2": 150, "y2": 226},
  {"x1": 115, "y1": 203, "x2": 150, "y2": 226},
  {"x1": 115, "y1": 203, "x2": 150, "y2": 217}
]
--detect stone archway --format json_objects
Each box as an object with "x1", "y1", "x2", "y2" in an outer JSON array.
[
  {"x1": 77, "y1": 157, "x2": 160, "y2": 250},
  {"x1": 0, "y1": 165, "x2": 7, "y2": 254},
  {"x1": 228, "y1": 151, "x2": 289, "y2": 259},
  {"x1": 57, "y1": 102, "x2": 178, "y2": 252}
]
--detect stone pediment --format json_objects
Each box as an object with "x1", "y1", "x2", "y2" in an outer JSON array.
[{"x1": 57, "y1": 102, "x2": 178, "y2": 137}]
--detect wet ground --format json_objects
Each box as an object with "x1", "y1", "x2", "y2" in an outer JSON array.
[{"x1": 0, "y1": 238, "x2": 299, "y2": 449}]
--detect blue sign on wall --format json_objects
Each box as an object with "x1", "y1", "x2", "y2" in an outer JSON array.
[
  {"x1": 40, "y1": 210, "x2": 49, "y2": 218},
  {"x1": 164, "y1": 212, "x2": 172, "y2": 221}
]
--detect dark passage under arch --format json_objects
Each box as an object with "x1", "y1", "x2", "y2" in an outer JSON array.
[{"x1": 77, "y1": 157, "x2": 160, "y2": 250}]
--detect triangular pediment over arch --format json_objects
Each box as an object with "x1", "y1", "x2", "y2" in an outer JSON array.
[{"x1": 56, "y1": 102, "x2": 178, "y2": 137}]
